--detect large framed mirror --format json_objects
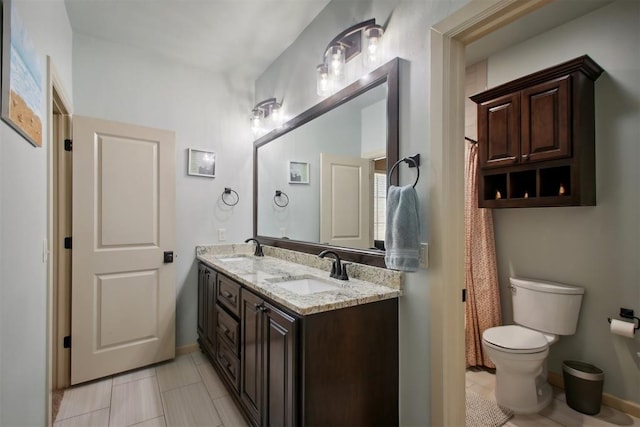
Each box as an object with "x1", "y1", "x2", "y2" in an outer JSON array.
[{"x1": 253, "y1": 58, "x2": 399, "y2": 268}]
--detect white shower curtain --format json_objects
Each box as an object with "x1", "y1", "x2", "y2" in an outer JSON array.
[{"x1": 464, "y1": 142, "x2": 502, "y2": 368}]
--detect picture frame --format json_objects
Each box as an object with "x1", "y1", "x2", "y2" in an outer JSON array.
[
  {"x1": 288, "y1": 161, "x2": 309, "y2": 184},
  {"x1": 1, "y1": 0, "x2": 44, "y2": 147},
  {"x1": 188, "y1": 148, "x2": 216, "y2": 178}
]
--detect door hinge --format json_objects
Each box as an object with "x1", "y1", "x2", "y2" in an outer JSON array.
[
  {"x1": 64, "y1": 237, "x2": 72, "y2": 249},
  {"x1": 64, "y1": 139, "x2": 72, "y2": 151},
  {"x1": 462, "y1": 289, "x2": 467, "y2": 302},
  {"x1": 63, "y1": 336, "x2": 71, "y2": 348}
]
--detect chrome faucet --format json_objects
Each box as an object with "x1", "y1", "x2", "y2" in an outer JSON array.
[
  {"x1": 318, "y1": 250, "x2": 349, "y2": 280},
  {"x1": 244, "y1": 238, "x2": 264, "y2": 257}
]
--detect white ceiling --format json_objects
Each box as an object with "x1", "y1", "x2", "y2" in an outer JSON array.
[
  {"x1": 64, "y1": 0, "x2": 331, "y2": 78},
  {"x1": 64, "y1": 0, "x2": 615, "y2": 81}
]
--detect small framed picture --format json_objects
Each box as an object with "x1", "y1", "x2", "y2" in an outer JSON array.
[
  {"x1": 288, "y1": 161, "x2": 309, "y2": 184},
  {"x1": 188, "y1": 148, "x2": 216, "y2": 178}
]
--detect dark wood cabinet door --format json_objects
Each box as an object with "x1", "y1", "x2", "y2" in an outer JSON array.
[
  {"x1": 478, "y1": 92, "x2": 520, "y2": 168},
  {"x1": 197, "y1": 265, "x2": 207, "y2": 339},
  {"x1": 205, "y1": 269, "x2": 217, "y2": 353},
  {"x1": 521, "y1": 76, "x2": 570, "y2": 163},
  {"x1": 263, "y1": 303, "x2": 297, "y2": 427},
  {"x1": 240, "y1": 290, "x2": 263, "y2": 426}
]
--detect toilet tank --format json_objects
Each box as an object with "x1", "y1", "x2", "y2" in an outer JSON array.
[{"x1": 510, "y1": 277, "x2": 584, "y2": 335}]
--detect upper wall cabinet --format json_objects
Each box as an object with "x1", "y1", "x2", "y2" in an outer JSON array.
[{"x1": 471, "y1": 55, "x2": 603, "y2": 208}]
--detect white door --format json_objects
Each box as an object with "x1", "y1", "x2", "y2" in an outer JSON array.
[
  {"x1": 320, "y1": 153, "x2": 372, "y2": 249},
  {"x1": 71, "y1": 116, "x2": 176, "y2": 385}
]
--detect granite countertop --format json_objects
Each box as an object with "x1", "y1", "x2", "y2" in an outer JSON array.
[{"x1": 196, "y1": 244, "x2": 402, "y2": 316}]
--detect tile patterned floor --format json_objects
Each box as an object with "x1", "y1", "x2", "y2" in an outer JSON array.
[
  {"x1": 54, "y1": 352, "x2": 248, "y2": 427},
  {"x1": 466, "y1": 368, "x2": 640, "y2": 427}
]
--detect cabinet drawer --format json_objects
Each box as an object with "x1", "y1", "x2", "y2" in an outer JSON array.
[
  {"x1": 216, "y1": 304, "x2": 240, "y2": 355},
  {"x1": 215, "y1": 337, "x2": 240, "y2": 392},
  {"x1": 217, "y1": 275, "x2": 241, "y2": 317}
]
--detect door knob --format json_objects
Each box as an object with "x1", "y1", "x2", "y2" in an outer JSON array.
[{"x1": 163, "y1": 251, "x2": 174, "y2": 263}]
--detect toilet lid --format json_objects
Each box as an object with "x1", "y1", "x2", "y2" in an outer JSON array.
[{"x1": 483, "y1": 325, "x2": 549, "y2": 354}]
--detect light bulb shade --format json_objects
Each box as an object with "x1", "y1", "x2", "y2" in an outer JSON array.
[
  {"x1": 316, "y1": 64, "x2": 332, "y2": 96},
  {"x1": 326, "y1": 45, "x2": 345, "y2": 77},
  {"x1": 363, "y1": 25, "x2": 384, "y2": 67},
  {"x1": 250, "y1": 108, "x2": 264, "y2": 137},
  {"x1": 270, "y1": 104, "x2": 283, "y2": 126}
]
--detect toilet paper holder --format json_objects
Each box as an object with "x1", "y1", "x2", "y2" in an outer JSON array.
[{"x1": 607, "y1": 308, "x2": 639, "y2": 332}]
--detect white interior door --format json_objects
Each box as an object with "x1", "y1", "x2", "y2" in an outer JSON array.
[
  {"x1": 71, "y1": 116, "x2": 176, "y2": 385},
  {"x1": 320, "y1": 153, "x2": 372, "y2": 249}
]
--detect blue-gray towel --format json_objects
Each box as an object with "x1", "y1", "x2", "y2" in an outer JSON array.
[{"x1": 385, "y1": 185, "x2": 420, "y2": 272}]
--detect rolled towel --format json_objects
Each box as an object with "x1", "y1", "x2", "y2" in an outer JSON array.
[{"x1": 385, "y1": 185, "x2": 420, "y2": 272}]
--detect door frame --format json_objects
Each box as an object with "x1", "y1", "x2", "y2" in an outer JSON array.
[
  {"x1": 46, "y1": 56, "x2": 73, "y2": 425},
  {"x1": 428, "y1": 1, "x2": 550, "y2": 425}
]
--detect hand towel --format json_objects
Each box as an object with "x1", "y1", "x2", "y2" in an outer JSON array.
[{"x1": 385, "y1": 185, "x2": 420, "y2": 272}]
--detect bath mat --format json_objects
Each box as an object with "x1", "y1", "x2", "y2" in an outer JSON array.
[{"x1": 466, "y1": 389, "x2": 513, "y2": 427}]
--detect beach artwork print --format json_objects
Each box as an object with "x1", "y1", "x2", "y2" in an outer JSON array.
[{"x1": 1, "y1": 0, "x2": 43, "y2": 147}]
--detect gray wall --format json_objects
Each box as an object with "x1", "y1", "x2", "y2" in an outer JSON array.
[
  {"x1": 72, "y1": 33, "x2": 254, "y2": 349},
  {"x1": 487, "y1": 0, "x2": 639, "y2": 404},
  {"x1": 0, "y1": 1, "x2": 73, "y2": 425},
  {"x1": 255, "y1": 0, "x2": 469, "y2": 424}
]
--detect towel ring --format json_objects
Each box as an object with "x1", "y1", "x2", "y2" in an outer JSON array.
[
  {"x1": 389, "y1": 154, "x2": 420, "y2": 188},
  {"x1": 274, "y1": 190, "x2": 289, "y2": 207},
  {"x1": 221, "y1": 187, "x2": 239, "y2": 206}
]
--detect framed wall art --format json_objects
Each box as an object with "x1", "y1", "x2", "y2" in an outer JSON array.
[
  {"x1": 188, "y1": 148, "x2": 216, "y2": 178},
  {"x1": 1, "y1": 0, "x2": 44, "y2": 147},
  {"x1": 288, "y1": 161, "x2": 309, "y2": 184}
]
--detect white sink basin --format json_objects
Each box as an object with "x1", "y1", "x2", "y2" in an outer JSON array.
[{"x1": 268, "y1": 275, "x2": 340, "y2": 295}]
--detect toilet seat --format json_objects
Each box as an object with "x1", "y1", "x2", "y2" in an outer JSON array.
[{"x1": 483, "y1": 325, "x2": 549, "y2": 354}]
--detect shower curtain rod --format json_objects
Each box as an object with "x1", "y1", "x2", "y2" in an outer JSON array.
[{"x1": 465, "y1": 136, "x2": 478, "y2": 144}]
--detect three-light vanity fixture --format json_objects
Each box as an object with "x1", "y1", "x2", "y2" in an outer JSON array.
[
  {"x1": 316, "y1": 19, "x2": 384, "y2": 96},
  {"x1": 250, "y1": 97, "x2": 283, "y2": 137},
  {"x1": 250, "y1": 19, "x2": 385, "y2": 137}
]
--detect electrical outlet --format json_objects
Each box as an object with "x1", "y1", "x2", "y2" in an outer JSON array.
[
  {"x1": 218, "y1": 228, "x2": 226, "y2": 241},
  {"x1": 419, "y1": 243, "x2": 429, "y2": 268}
]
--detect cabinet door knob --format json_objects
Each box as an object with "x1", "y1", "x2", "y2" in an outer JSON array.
[{"x1": 521, "y1": 154, "x2": 529, "y2": 160}]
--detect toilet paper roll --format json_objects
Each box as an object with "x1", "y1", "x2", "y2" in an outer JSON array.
[{"x1": 610, "y1": 319, "x2": 636, "y2": 338}]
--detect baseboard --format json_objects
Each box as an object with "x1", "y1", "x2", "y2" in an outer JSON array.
[
  {"x1": 176, "y1": 343, "x2": 200, "y2": 356},
  {"x1": 548, "y1": 371, "x2": 640, "y2": 418}
]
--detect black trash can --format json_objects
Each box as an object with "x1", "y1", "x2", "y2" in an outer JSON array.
[{"x1": 562, "y1": 360, "x2": 604, "y2": 415}]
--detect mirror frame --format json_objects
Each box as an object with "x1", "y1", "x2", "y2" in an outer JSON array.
[{"x1": 253, "y1": 58, "x2": 399, "y2": 268}]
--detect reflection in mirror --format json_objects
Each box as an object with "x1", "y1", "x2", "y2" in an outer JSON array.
[{"x1": 254, "y1": 58, "x2": 399, "y2": 267}]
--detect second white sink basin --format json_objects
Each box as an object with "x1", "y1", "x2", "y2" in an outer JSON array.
[{"x1": 268, "y1": 275, "x2": 340, "y2": 295}]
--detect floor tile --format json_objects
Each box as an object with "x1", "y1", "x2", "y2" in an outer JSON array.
[
  {"x1": 213, "y1": 395, "x2": 248, "y2": 427},
  {"x1": 113, "y1": 367, "x2": 156, "y2": 386},
  {"x1": 191, "y1": 351, "x2": 208, "y2": 366},
  {"x1": 56, "y1": 378, "x2": 113, "y2": 421},
  {"x1": 130, "y1": 416, "x2": 167, "y2": 427},
  {"x1": 467, "y1": 368, "x2": 497, "y2": 389},
  {"x1": 506, "y1": 413, "x2": 563, "y2": 427},
  {"x1": 53, "y1": 408, "x2": 110, "y2": 427},
  {"x1": 109, "y1": 376, "x2": 163, "y2": 426},
  {"x1": 156, "y1": 355, "x2": 201, "y2": 392},
  {"x1": 162, "y1": 382, "x2": 222, "y2": 427},
  {"x1": 197, "y1": 362, "x2": 229, "y2": 400}
]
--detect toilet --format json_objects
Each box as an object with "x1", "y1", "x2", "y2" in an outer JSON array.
[{"x1": 482, "y1": 277, "x2": 584, "y2": 414}]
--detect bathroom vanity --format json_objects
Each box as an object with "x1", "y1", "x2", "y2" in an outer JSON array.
[{"x1": 196, "y1": 244, "x2": 402, "y2": 426}]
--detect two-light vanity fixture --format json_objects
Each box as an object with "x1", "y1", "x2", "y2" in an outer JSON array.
[
  {"x1": 250, "y1": 97, "x2": 282, "y2": 138},
  {"x1": 250, "y1": 19, "x2": 384, "y2": 137},
  {"x1": 316, "y1": 19, "x2": 384, "y2": 96}
]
